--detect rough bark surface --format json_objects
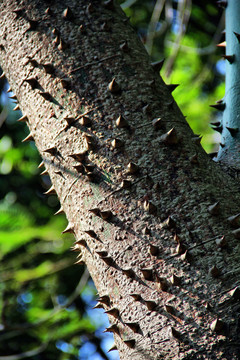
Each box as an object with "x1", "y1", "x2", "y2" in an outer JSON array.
[{"x1": 0, "y1": 1, "x2": 240, "y2": 359}]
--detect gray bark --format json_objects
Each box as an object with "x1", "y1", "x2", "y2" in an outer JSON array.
[{"x1": 0, "y1": 1, "x2": 240, "y2": 359}]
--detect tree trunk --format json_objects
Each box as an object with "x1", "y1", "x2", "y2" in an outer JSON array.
[{"x1": 0, "y1": 1, "x2": 240, "y2": 359}]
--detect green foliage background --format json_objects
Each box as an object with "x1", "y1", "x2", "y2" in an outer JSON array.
[{"x1": 0, "y1": 1, "x2": 225, "y2": 359}]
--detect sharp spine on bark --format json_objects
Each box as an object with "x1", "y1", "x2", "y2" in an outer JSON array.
[
  {"x1": 89, "y1": 207, "x2": 100, "y2": 216},
  {"x1": 40, "y1": 169, "x2": 48, "y2": 176},
  {"x1": 122, "y1": 268, "x2": 135, "y2": 278},
  {"x1": 108, "y1": 78, "x2": 121, "y2": 93},
  {"x1": 80, "y1": 116, "x2": 92, "y2": 127},
  {"x1": 96, "y1": 250, "x2": 108, "y2": 257},
  {"x1": 176, "y1": 243, "x2": 186, "y2": 255},
  {"x1": 61, "y1": 78, "x2": 71, "y2": 89},
  {"x1": 7, "y1": 87, "x2": 12, "y2": 93},
  {"x1": 54, "y1": 206, "x2": 64, "y2": 215},
  {"x1": 104, "y1": 308, "x2": 120, "y2": 318},
  {"x1": 22, "y1": 133, "x2": 34, "y2": 142},
  {"x1": 229, "y1": 287, "x2": 240, "y2": 301},
  {"x1": 121, "y1": 179, "x2": 132, "y2": 189},
  {"x1": 0, "y1": 72, "x2": 5, "y2": 79},
  {"x1": 97, "y1": 295, "x2": 110, "y2": 306},
  {"x1": 13, "y1": 8, "x2": 24, "y2": 17},
  {"x1": 125, "y1": 323, "x2": 140, "y2": 333},
  {"x1": 53, "y1": 35, "x2": 60, "y2": 45},
  {"x1": 25, "y1": 77, "x2": 39, "y2": 89},
  {"x1": 116, "y1": 115, "x2": 129, "y2": 128},
  {"x1": 93, "y1": 302, "x2": 105, "y2": 309},
  {"x1": 209, "y1": 265, "x2": 220, "y2": 278},
  {"x1": 62, "y1": 223, "x2": 74, "y2": 234},
  {"x1": 13, "y1": 104, "x2": 20, "y2": 111},
  {"x1": 217, "y1": 41, "x2": 226, "y2": 47},
  {"x1": 73, "y1": 164, "x2": 84, "y2": 173},
  {"x1": 226, "y1": 127, "x2": 238, "y2": 136},
  {"x1": 210, "y1": 318, "x2": 224, "y2": 332},
  {"x1": 102, "y1": 256, "x2": 114, "y2": 266},
  {"x1": 190, "y1": 154, "x2": 198, "y2": 164},
  {"x1": 165, "y1": 304, "x2": 175, "y2": 314},
  {"x1": 108, "y1": 344, "x2": 117, "y2": 352},
  {"x1": 27, "y1": 20, "x2": 38, "y2": 31},
  {"x1": 143, "y1": 200, "x2": 157, "y2": 215},
  {"x1": 151, "y1": 59, "x2": 165, "y2": 72},
  {"x1": 171, "y1": 327, "x2": 181, "y2": 339},
  {"x1": 212, "y1": 125, "x2": 223, "y2": 134},
  {"x1": 63, "y1": 7, "x2": 74, "y2": 21},
  {"x1": 100, "y1": 210, "x2": 112, "y2": 220},
  {"x1": 160, "y1": 128, "x2": 179, "y2": 145},
  {"x1": 180, "y1": 250, "x2": 191, "y2": 262},
  {"x1": 215, "y1": 236, "x2": 226, "y2": 248},
  {"x1": 87, "y1": 3, "x2": 94, "y2": 14},
  {"x1": 104, "y1": 0, "x2": 115, "y2": 10},
  {"x1": 127, "y1": 162, "x2": 139, "y2": 174},
  {"x1": 192, "y1": 135, "x2": 202, "y2": 145},
  {"x1": 69, "y1": 151, "x2": 87, "y2": 162},
  {"x1": 9, "y1": 94, "x2": 17, "y2": 100},
  {"x1": 163, "y1": 216, "x2": 176, "y2": 229},
  {"x1": 17, "y1": 115, "x2": 28, "y2": 122},
  {"x1": 44, "y1": 185, "x2": 56, "y2": 195},
  {"x1": 104, "y1": 324, "x2": 119, "y2": 335},
  {"x1": 170, "y1": 274, "x2": 181, "y2": 286},
  {"x1": 58, "y1": 39, "x2": 68, "y2": 51},
  {"x1": 84, "y1": 134, "x2": 97, "y2": 150},
  {"x1": 208, "y1": 201, "x2": 220, "y2": 215},
  {"x1": 157, "y1": 277, "x2": 169, "y2": 291},
  {"x1": 123, "y1": 339, "x2": 135, "y2": 349},
  {"x1": 149, "y1": 243, "x2": 159, "y2": 256},
  {"x1": 142, "y1": 104, "x2": 151, "y2": 114},
  {"x1": 38, "y1": 161, "x2": 44, "y2": 168},
  {"x1": 64, "y1": 116, "x2": 75, "y2": 125},
  {"x1": 167, "y1": 84, "x2": 179, "y2": 93},
  {"x1": 111, "y1": 138, "x2": 124, "y2": 149},
  {"x1": 210, "y1": 103, "x2": 225, "y2": 111},
  {"x1": 227, "y1": 213, "x2": 240, "y2": 227},
  {"x1": 140, "y1": 268, "x2": 154, "y2": 280},
  {"x1": 234, "y1": 32, "x2": 240, "y2": 43},
  {"x1": 222, "y1": 55, "x2": 234, "y2": 63},
  {"x1": 42, "y1": 63, "x2": 55, "y2": 74},
  {"x1": 145, "y1": 300, "x2": 157, "y2": 310},
  {"x1": 219, "y1": 142, "x2": 225, "y2": 148},
  {"x1": 152, "y1": 117, "x2": 163, "y2": 130},
  {"x1": 211, "y1": 121, "x2": 221, "y2": 127},
  {"x1": 40, "y1": 92, "x2": 52, "y2": 101},
  {"x1": 76, "y1": 239, "x2": 87, "y2": 248},
  {"x1": 100, "y1": 22, "x2": 110, "y2": 31},
  {"x1": 45, "y1": 7, "x2": 52, "y2": 15},
  {"x1": 232, "y1": 228, "x2": 240, "y2": 239},
  {"x1": 119, "y1": 41, "x2": 129, "y2": 52},
  {"x1": 130, "y1": 293, "x2": 142, "y2": 301},
  {"x1": 43, "y1": 146, "x2": 57, "y2": 155},
  {"x1": 84, "y1": 230, "x2": 97, "y2": 238}
]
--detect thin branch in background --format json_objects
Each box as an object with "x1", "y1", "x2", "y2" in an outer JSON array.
[
  {"x1": 0, "y1": 107, "x2": 8, "y2": 128},
  {"x1": 0, "y1": 341, "x2": 49, "y2": 360},
  {"x1": 146, "y1": 0, "x2": 166, "y2": 55},
  {"x1": 120, "y1": 0, "x2": 138, "y2": 10},
  {"x1": 164, "y1": 0, "x2": 192, "y2": 78}
]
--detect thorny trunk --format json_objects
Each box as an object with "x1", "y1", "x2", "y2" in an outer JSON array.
[
  {"x1": 217, "y1": 0, "x2": 240, "y2": 169},
  {"x1": 0, "y1": 1, "x2": 240, "y2": 359}
]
